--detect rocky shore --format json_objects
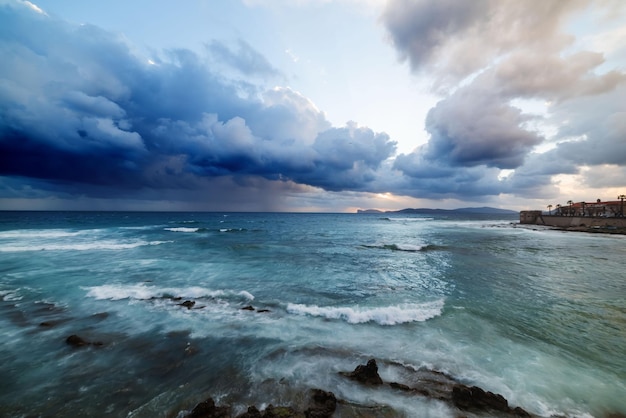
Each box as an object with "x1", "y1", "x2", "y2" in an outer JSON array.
[
  {"x1": 513, "y1": 222, "x2": 626, "y2": 235},
  {"x1": 181, "y1": 359, "x2": 533, "y2": 418}
]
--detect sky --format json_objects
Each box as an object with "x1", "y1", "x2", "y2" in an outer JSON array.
[{"x1": 0, "y1": 0, "x2": 625, "y2": 212}]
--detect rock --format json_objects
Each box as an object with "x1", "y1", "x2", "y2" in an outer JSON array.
[
  {"x1": 188, "y1": 397, "x2": 230, "y2": 418},
  {"x1": 305, "y1": 389, "x2": 336, "y2": 418},
  {"x1": 257, "y1": 309, "x2": 271, "y2": 313},
  {"x1": 65, "y1": 334, "x2": 104, "y2": 347},
  {"x1": 342, "y1": 359, "x2": 383, "y2": 385},
  {"x1": 389, "y1": 382, "x2": 411, "y2": 391},
  {"x1": 238, "y1": 405, "x2": 262, "y2": 418},
  {"x1": 513, "y1": 406, "x2": 532, "y2": 417},
  {"x1": 180, "y1": 300, "x2": 196, "y2": 309},
  {"x1": 241, "y1": 305, "x2": 255, "y2": 311},
  {"x1": 451, "y1": 385, "x2": 509, "y2": 412},
  {"x1": 262, "y1": 404, "x2": 300, "y2": 418},
  {"x1": 66, "y1": 334, "x2": 89, "y2": 347}
]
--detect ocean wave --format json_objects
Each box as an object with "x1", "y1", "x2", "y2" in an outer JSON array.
[
  {"x1": 0, "y1": 240, "x2": 171, "y2": 252},
  {"x1": 0, "y1": 229, "x2": 83, "y2": 239},
  {"x1": 84, "y1": 284, "x2": 255, "y2": 302},
  {"x1": 286, "y1": 300, "x2": 444, "y2": 325},
  {"x1": 164, "y1": 227, "x2": 200, "y2": 233},
  {"x1": 361, "y1": 243, "x2": 437, "y2": 252},
  {"x1": 380, "y1": 217, "x2": 434, "y2": 222}
]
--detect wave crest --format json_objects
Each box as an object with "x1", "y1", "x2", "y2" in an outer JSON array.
[
  {"x1": 84, "y1": 284, "x2": 254, "y2": 302},
  {"x1": 286, "y1": 300, "x2": 444, "y2": 325}
]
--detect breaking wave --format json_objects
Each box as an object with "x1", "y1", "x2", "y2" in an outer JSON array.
[
  {"x1": 84, "y1": 284, "x2": 255, "y2": 302},
  {"x1": 286, "y1": 300, "x2": 444, "y2": 325},
  {"x1": 164, "y1": 227, "x2": 201, "y2": 233},
  {"x1": 361, "y1": 243, "x2": 438, "y2": 252},
  {"x1": 0, "y1": 240, "x2": 171, "y2": 252}
]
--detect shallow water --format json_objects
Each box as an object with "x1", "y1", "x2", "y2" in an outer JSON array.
[{"x1": 0, "y1": 211, "x2": 624, "y2": 417}]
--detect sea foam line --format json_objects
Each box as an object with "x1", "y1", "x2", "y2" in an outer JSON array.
[
  {"x1": 0, "y1": 240, "x2": 171, "y2": 252},
  {"x1": 164, "y1": 227, "x2": 200, "y2": 233},
  {"x1": 286, "y1": 300, "x2": 444, "y2": 326},
  {"x1": 84, "y1": 284, "x2": 255, "y2": 302}
]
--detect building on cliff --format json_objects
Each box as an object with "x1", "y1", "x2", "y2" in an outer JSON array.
[
  {"x1": 520, "y1": 198, "x2": 626, "y2": 230},
  {"x1": 553, "y1": 200, "x2": 624, "y2": 217}
]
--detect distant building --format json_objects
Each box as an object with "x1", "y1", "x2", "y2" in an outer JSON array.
[{"x1": 554, "y1": 200, "x2": 624, "y2": 217}]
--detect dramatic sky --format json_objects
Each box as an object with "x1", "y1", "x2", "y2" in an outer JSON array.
[{"x1": 1, "y1": 0, "x2": 625, "y2": 212}]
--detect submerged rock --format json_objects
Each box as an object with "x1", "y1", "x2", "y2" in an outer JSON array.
[
  {"x1": 180, "y1": 300, "x2": 196, "y2": 310},
  {"x1": 341, "y1": 359, "x2": 383, "y2": 385},
  {"x1": 65, "y1": 334, "x2": 103, "y2": 348}
]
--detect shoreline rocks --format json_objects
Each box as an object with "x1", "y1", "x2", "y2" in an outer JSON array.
[
  {"x1": 185, "y1": 359, "x2": 533, "y2": 418},
  {"x1": 186, "y1": 388, "x2": 336, "y2": 418}
]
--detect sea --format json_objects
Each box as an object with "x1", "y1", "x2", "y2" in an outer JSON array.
[{"x1": 0, "y1": 211, "x2": 624, "y2": 418}]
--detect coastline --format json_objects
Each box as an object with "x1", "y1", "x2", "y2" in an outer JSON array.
[
  {"x1": 513, "y1": 222, "x2": 626, "y2": 236},
  {"x1": 518, "y1": 212, "x2": 626, "y2": 235}
]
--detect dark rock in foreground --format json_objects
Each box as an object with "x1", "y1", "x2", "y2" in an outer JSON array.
[
  {"x1": 185, "y1": 358, "x2": 533, "y2": 418},
  {"x1": 188, "y1": 397, "x2": 229, "y2": 418},
  {"x1": 340, "y1": 358, "x2": 383, "y2": 385},
  {"x1": 186, "y1": 389, "x2": 336, "y2": 418},
  {"x1": 452, "y1": 385, "x2": 508, "y2": 411},
  {"x1": 341, "y1": 359, "x2": 531, "y2": 417},
  {"x1": 305, "y1": 389, "x2": 336, "y2": 418}
]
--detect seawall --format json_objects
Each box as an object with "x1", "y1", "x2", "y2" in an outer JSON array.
[{"x1": 520, "y1": 211, "x2": 626, "y2": 228}]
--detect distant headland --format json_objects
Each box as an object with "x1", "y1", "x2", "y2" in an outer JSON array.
[{"x1": 356, "y1": 207, "x2": 518, "y2": 215}]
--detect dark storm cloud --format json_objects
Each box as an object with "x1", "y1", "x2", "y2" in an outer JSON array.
[
  {"x1": 422, "y1": 87, "x2": 543, "y2": 169},
  {"x1": 0, "y1": 2, "x2": 396, "y2": 202},
  {"x1": 382, "y1": 0, "x2": 626, "y2": 200}
]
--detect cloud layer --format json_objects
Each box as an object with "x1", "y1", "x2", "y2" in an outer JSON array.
[
  {"x1": 0, "y1": 2, "x2": 398, "y2": 208},
  {"x1": 383, "y1": 0, "x2": 626, "y2": 200},
  {"x1": 1, "y1": 0, "x2": 625, "y2": 210}
]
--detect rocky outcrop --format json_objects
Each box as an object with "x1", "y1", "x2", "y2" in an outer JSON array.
[
  {"x1": 188, "y1": 397, "x2": 229, "y2": 418},
  {"x1": 341, "y1": 359, "x2": 531, "y2": 417},
  {"x1": 340, "y1": 358, "x2": 383, "y2": 385},
  {"x1": 185, "y1": 359, "x2": 533, "y2": 418},
  {"x1": 186, "y1": 389, "x2": 336, "y2": 418}
]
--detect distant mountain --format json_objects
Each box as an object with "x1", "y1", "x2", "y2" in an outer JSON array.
[
  {"x1": 357, "y1": 207, "x2": 518, "y2": 215},
  {"x1": 452, "y1": 207, "x2": 519, "y2": 214}
]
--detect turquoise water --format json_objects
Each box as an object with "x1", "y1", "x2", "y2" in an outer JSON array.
[{"x1": 0, "y1": 211, "x2": 624, "y2": 417}]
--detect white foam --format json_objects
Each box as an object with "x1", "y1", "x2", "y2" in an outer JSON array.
[
  {"x1": 84, "y1": 284, "x2": 255, "y2": 303},
  {"x1": 238, "y1": 290, "x2": 255, "y2": 301},
  {"x1": 286, "y1": 300, "x2": 444, "y2": 325},
  {"x1": 388, "y1": 217, "x2": 434, "y2": 222},
  {"x1": 394, "y1": 243, "x2": 425, "y2": 252},
  {"x1": 0, "y1": 289, "x2": 23, "y2": 301},
  {"x1": 164, "y1": 227, "x2": 200, "y2": 233},
  {"x1": 0, "y1": 229, "x2": 83, "y2": 239},
  {"x1": 0, "y1": 240, "x2": 171, "y2": 252}
]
